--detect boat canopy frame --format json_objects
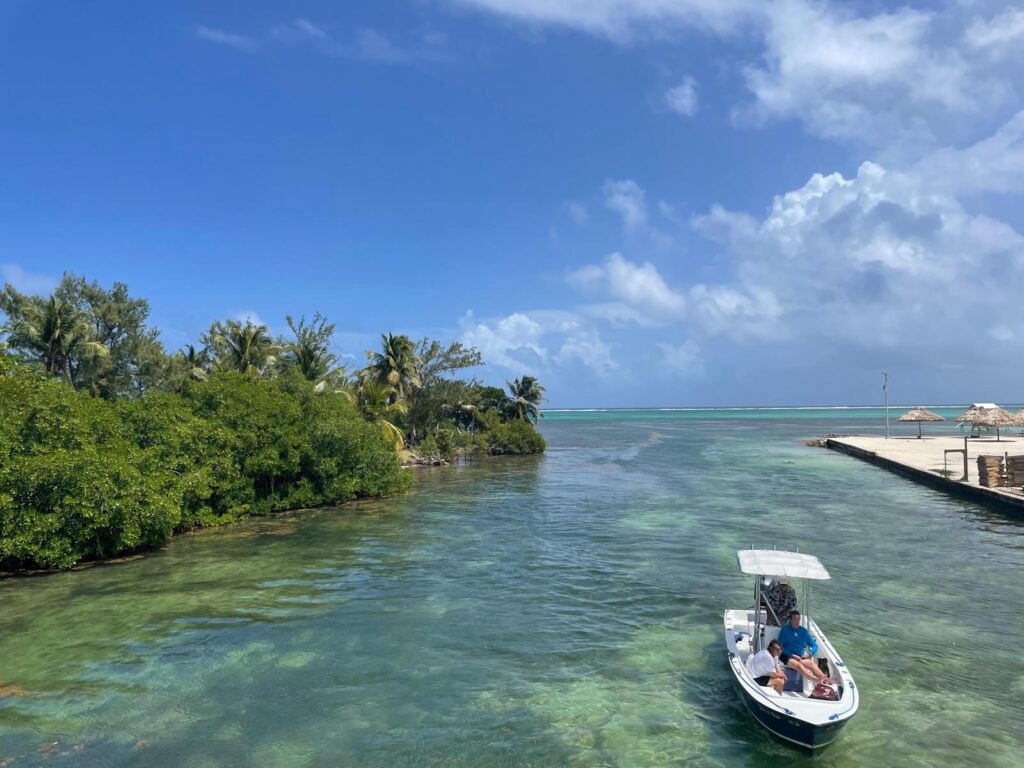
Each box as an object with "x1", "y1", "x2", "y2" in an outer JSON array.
[{"x1": 740, "y1": 549, "x2": 829, "y2": 652}]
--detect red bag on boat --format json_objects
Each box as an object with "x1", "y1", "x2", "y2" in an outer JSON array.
[{"x1": 810, "y1": 682, "x2": 839, "y2": 700}]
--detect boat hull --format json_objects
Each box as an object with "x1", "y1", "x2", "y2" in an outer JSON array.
[
  {"x1": 724, "y1": 609, "x2": 858, "y2": 751},
  {"x1": 732, "y1": 675, "x2": 849, "y2": 750}
]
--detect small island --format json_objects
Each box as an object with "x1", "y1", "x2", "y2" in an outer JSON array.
[{"x1": 0, "y1": 274, "x2": 546, "y2": 573}]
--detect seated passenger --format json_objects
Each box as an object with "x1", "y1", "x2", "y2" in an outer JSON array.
[
  {"x1": 777, "y1": 610, "x2": 829, "y2": 683},
  {"x1": 762, "y1": 576, "x2": 797, "y2": 626},
  {"x1": 748, "y1": 639, "x2": 786, "y2": 694}
]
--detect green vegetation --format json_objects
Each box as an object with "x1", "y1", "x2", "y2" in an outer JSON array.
[
  {"x1": 0, "y1": 363, "x2": 410, "y2": 570},
  {"x1": 487, "y1": 419, "x2": 548, "y2": 455},
  {"x1": 506, "y1": 376, "x2": 546, "y2": 424},
  {"x1": 0, "y1": 274, "x2": 546, "y2": 571}
]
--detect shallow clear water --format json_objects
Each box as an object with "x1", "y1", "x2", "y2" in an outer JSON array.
[{"x1": 1, "y1": 410, "x2": 1022, "y2": 767}]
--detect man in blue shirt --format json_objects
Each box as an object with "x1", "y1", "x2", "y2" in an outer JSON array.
[{"x1": 777, "y1": 611, "x2": 828, "y2": 682}]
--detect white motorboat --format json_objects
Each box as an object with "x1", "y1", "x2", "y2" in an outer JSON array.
[{"x1": 724, "y1": 549, "x2": 859, "y2": 750}]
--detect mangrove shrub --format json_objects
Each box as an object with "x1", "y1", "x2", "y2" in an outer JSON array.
[{"x1": 0, "y1": 361, "x2": 410, "y2": 570}]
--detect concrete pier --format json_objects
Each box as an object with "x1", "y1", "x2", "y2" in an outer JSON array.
[{"x1": 826, "y1": 435, "x2": 1024, "y2": 513}]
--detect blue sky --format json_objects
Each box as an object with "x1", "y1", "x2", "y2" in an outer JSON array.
[{"x1": 2, "y1": 0, "x2": 1023, "y2": 407}]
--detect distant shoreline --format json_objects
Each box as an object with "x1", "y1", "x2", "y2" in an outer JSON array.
[{"x1": 543, "y1": 404, "x2": 1022, "y2": 413}]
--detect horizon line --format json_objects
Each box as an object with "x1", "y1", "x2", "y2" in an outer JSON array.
[{"x1": 539, "y1": 403, "x2": 1019, "y2": 413}]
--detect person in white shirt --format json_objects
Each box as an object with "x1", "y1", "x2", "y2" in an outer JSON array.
[{"x1": 748, "y1": 639, "x2": 786, "y2": 694}]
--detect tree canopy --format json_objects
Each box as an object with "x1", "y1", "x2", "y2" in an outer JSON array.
[
  {"x1": 507, "y1": 376, "x2": 547, "y2": 424},
  {"x1": 1, "y1": 275, "x2": 169, "y2": 397},
  {"x1": 203, "y1": 319, "x2": 281, "y2": 376},
  {"x1": 0, "y1": 273, "x2": 547, "y2": 570},
  {"x1": 0, "y1": 361, "x2": 410, "y2": 570},
  {"x1": 282, "y1": 313, "x2": 341, "y2": 384}
]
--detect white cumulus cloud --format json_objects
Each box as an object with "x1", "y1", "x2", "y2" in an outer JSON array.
[
  {"x1": 693, "y1": 156, "x2": 1024, "y2": 353},
  {"x1": 603, "y1": 253, "x2": 685, "y2": 316},
  {"x1": 452, "y1": 0, "x2": 1017, "y2": 153},
  {"x1": 741, "y1": 3, "x2": 976, "y2": 146},
  {"x1": 460, "y1": 311, "x2": 548, "y2": 370},
  {"x1": 915, "y1": 109, "x2": 1024, "y2": 197},
  {"x1": 555, "y1": 327, "x2": 618, "y2": 373},
  {"x1": 687, "y1": 284, "x2": 782, "y2": 339},
  {"x1": 450, "y1": 0, "x2": 1024, "y2": 386},
  {"x1": 603, "y1": 179, "x2": 648, "y2": 228},
  {"x1": 664, "y1": 77, "x2": 698, "y2": 117},
  {"x1": 965, "y1": 8, "x2": 1024, "y2": 56},
  {"x1": 568, "y1": 252, "x2": 781, "y2": 338},
  {"x1": 568, "y1": 253, "x2": 686, "y2": 321},
  {"x1": 460, "y1": 310, "x2": 619, "y2": 373}
]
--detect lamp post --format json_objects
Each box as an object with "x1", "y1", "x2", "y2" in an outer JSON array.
[{"x1": 882, "y1": 371, "x2": 890, "y2": 439}]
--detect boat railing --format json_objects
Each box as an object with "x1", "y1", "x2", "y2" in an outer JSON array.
[{"x1": 761, "y1": 592, "x2": 782, "y2": 627}]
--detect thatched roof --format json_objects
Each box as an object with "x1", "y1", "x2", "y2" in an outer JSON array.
[
  {"x1": 958, "y1": 405, "x2": 1024, "y2": 430},
  {"x1": 970, "y1": 406, "x2": 1021, "y2": 427},
  {"x1": 955, "y1": 405, "x2": 984, "y2": 423},
  {"x1": 954, "y1": 405, "x2": 995, "y2": 423},
  {"x1": 898, "y1": 407, "x2": 944, "y2": 423}
]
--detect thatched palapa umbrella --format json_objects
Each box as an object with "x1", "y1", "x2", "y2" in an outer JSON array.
[
  {"x1": 956, "y1": 404, "x2": 1020, "y2": 442},
  {"x1": 898, "y1": 407, "x2": 944, "y2": 438},
  {"x1": 955, "y1": 404, "x2": 987, "y2": 424},
  {"x1": 955, "y1": 404, "x2": 990, "y2": 433}
]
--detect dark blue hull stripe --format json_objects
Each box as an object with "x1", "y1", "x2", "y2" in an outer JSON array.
[{"x1": 739, "y1": 689, "x2": 848, "y2": 749}]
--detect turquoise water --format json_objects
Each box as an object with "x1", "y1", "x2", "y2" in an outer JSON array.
[
  {"x1": 1, "y1": 409, "x2": 1022, "y2": 767},
  {"x1": 543, "y1": 405, "x2": 1022, "y2": 423}
]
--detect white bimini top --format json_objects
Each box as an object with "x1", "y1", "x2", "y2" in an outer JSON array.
[{"x1": 736, "y1": 550, "x2": 831, "y2": 580}]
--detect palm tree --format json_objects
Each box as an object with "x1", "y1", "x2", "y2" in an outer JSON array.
[
  {"x1": 506, "y1": 376, "x2": 546, "y2": 424},
  {"x1": 216, "y1": 321, "x2": 280, "y2": 376},
  {"x1": 1, "y1": 295, "x2": 107, "y2": 388},
  {"x1": 363, "y1": 333, "x2": 421, "y2": 399},
  {"x1": 284, "y1": 313, "x2": 339, "y2": 383},
  {"x1": 180, "y1": 344, "x2": 209, "y2": 382},
  {"x1": 441, "y1": 389, "x2": 481, "y2": 433},
  {"x1": 356, "y1": 379, "x2": 408, "y2": 450}
]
